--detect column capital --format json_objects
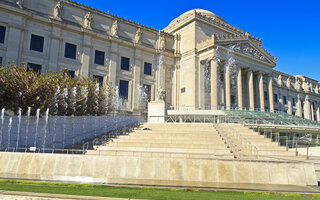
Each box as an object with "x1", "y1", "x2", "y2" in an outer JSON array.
[{"x1": 210, "y1": 56, "x2": 221, "y2": 63}]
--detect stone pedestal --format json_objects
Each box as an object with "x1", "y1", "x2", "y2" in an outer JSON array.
[{"x1": 148, "y1": 101, "x2": 166, "y2": 123}]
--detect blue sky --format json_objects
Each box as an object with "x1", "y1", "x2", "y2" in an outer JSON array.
[{"x1": 77, "y1": 0, "x2": 320, "y2": 81}]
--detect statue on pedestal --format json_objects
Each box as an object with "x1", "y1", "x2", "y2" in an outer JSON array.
[
  {"x1": 157, "y1": 90, "x2": 166, "y2": 101},
  {"x1": 16, "y1": 0, "x2": 24, "y2": 8},
  {"x1": 53, "y1": 1, "x2": 63, "y2": 19},
  {"x1": 83, "y1": 12, "x2": 93, "y2": 29},
  {"x1": 111, "y1": 20, "x2": 118, "y2": 37}
]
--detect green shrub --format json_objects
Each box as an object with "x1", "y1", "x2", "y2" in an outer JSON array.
[{"x1": 0, "y1": 63, "x2": 114, "y2": 116}]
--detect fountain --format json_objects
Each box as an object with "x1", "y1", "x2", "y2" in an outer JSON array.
[
  {"x1": 0, "y1": 108, "x2": 5, "y2": 149},
  {"x1": 42, "y1": 108, "x2": 49, "y2": 150},
  {"x1": 25, "y1": 107, "x2": 31, "y2": 148},
  {"x1": 33, "y1": 109, "x2": 40, "y2": 148},
  {"x1": 7, "y1": 117, "x2": 12, "y2": 150},
  {"x1": 15, "y1": 108, "x2": 22, "y2": 150}
]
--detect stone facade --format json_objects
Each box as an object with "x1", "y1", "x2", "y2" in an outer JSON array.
[{"x1": 0, "y1": 1, "x2": 319, "y2": 120}]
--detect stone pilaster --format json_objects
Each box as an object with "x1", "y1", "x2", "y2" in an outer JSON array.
[
  {"x1": 247, "y1": 70, "x2": 254, "y2": 111},
  {"x1": 258, "y1": 72, "x2": 265, "y2": 112},
  {"x1": 48, "y1": 27, "x2": 61, "y2": 72},
  {"x1": 237, "y1": 67, "x2": 243, "y2": 110},
  {"x1": 80, "y1": 35, "x2": 92, "y2": 77},
  {"x1": 5, "y1": 26, "x2": 23, "y2": 64},
  {"x1": 132, "y1": 49, "x2": 142, "y2": 111},
  {"x1": 225, "y1": 64, "x2": 231, "y2": 109},
  {"x1": 109, "y1": 42, "x2": 118, "y2": 88},
  {"x1": 210, "y1": 58, "x2": 218, "y2": 110},
  {"x1": 268, "y1": 75, "x2": 274, "y2": 112},
  {"x1": 287, "y1": 95, "x2": 293, "y2": 115}
]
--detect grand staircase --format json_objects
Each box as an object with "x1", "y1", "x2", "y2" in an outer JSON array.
[
  {"x1": 87, "y1": 123, "x2": 233, "y2": 158},
  {"x1": 87, "y1": 123, "x2": 297, "y2": 160}
]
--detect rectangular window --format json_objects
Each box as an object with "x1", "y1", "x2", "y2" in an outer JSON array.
[
  {"x1": 30, "y1": 34, "x2": 44, "y2": 52},
  {"x1": 274, "y1": 94, "x2": 278, "y2": 103},
  {"x1": 144, "y1": 62, "x2": 152, "y2": 75},
  {"x1": 0, "y1": 26, "x2": 6, "y2": 44},
  {"x1": 27, "y1": 63, "x2": 42, "y2": 74},
  {"x1": 93, "y1": 75, "x2": 104, "y2": 85},
  {"x1": 64, "y1": 43, "x2": 77, "y2": 59},
  {"x1": 0, "y1": 57, "x2": 2, "y2": 65},
  {"x1": 283, "y1": 96, "x2": 287, "y2": 104},
  {"x1": 119, "y1": 80, "x2": 129, "y2": 99},
  {"x1": 68, "y1": 70, "x2": 75, "y2": 78},
  {"x1": 292, "y1": 98, "x2": 295, "y2": 105},
  {"x1": 120, "y1": 56, "x2": 130, "y2": 71},
  {"x1": 94, "y1": 50, "x2": 105, "y2": 65},
  {"x1": 264, "y1": 91, "x2": 268, "y2": 101}
]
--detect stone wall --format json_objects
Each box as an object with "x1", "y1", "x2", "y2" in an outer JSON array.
[{"x1": 0, "y1": 152, "x2": 317, "y2": 187}]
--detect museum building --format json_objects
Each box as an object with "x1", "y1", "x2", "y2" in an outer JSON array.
[{"x1": 0, "y1": 0, "x2": 319, "y2": 120}]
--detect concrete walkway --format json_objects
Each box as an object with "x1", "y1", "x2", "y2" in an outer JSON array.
[{"x1": 0, "y1": 190, "x2": 144, "y2": 200}]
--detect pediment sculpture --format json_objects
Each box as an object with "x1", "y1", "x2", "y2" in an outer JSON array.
[{"x1": 224, "y1": 43, "x2": 267, "y2": 62}]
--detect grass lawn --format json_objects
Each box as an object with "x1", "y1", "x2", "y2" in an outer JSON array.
[{"x1": 0, "y1": 179, "x2": 319, "y2": 200}]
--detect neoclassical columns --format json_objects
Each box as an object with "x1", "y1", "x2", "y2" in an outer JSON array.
[
  {"x1": 225, "y1": 65, "x2": 231, "y2": 109},
  {"x1": 304, "y1": 95, "x2": 311, "y2": 120},
  {"x1": 258, "y1": 72, "x2": 265, "y2": 112},
  {"x1": 247, "y1": 70, "x2": 254, "y2": 111},
  {"x1": 268, "y1": 75, "x2": 274, "y2": 112},
  {"x1": 317, "y1": 103, "x2": 320, "y2": 121},
  {"x1": 296, "y1": 96, "x2": 303, "y2": 117},
  {"x1": 210, "y1": 58, "x2": 218, "y2": 110},
  {"x1": 237, "y1": 67, "x2": 243, "y2": 110}
]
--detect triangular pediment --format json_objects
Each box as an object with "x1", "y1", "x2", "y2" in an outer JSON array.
[{"x1": 216, "y1": 36, "x2": 277, "y2": 66}]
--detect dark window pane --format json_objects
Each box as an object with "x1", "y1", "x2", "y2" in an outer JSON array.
[
  {"x1": 264, "y1": 91, "x2": 268, "y2": 101},
  {"x1": 120, "y1": 57, "x2": 130, "y2": 71},
  {"x1": 93, "y1": 75, "x2": 104, "y2": 85},
  {"x1": 68, "y1": 70, "x2": 75, "y2": 78},
  {"x1": 283, "y1": 96, "x2": 287, "y2": 104},
  {"x1": 30, "y1": 34, "x2": 44, "y2": 52},
  {"x1": 64, "y1": 43, "x2": 77, "y2": 59},
  {"x1": 95, "y1": 50, "x2": 105, "y2": 65},
  {"x1": 119, "y1": 80, "x2": 129, "y2": 99},
  {"x1": 0, "y1": 26, "x2": 6, "y2": 44},
  {"x1": 144, "y1": 62, "x2": 152, "y2": 75},
  {"x1": 27, "y1": 63, "x2": 42, "y2": 74},
  {"x1": 274, "y1": 94, "x2": 278, "y2": 103},
  {"x1": 0, "y1": 57, "x2": 2, "y2": 65}
]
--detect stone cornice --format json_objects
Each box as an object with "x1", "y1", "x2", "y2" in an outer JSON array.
[
  {"x1": 64, "y1": 0, "x2": 172, "y2": 36},
  {"x1": 164, "y1": 9, "x2": 244, "y2": 35}
]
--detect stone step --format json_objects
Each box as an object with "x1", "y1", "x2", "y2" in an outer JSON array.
[
  {"x1": 256, "y1": 150, "x2": 296, "y2": 156},
  {"x1": 97, "y1": 146, "x2": 231, "y2": 154},
  {"x1": 125, "y1": 135, "x2": 222, "y2": 140},
  {"x1": 134, "y1": 130, "x2": 219, "y2": 134},
  {"x1": 86, "y1": 150, "x2": 234, "y2": 159},
  {"x1": 129, "y1": 132, "x2": 221, "y2": 137},
  {"x1": 112, "y1": 138, "x2": 226, "y2": 144},
  {"x1": 107, "y1": 142, "x2": 228, "y2": 149}
]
